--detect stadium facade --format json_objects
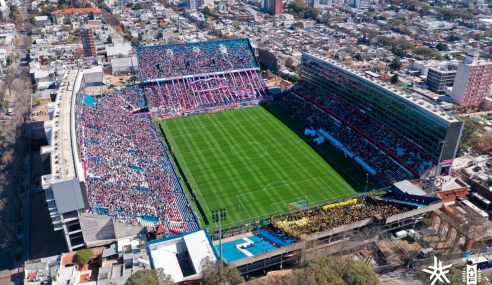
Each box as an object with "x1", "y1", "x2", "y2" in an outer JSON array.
[
  {"x1": 298, "y1": 53, "x2": 463, "y2": 180},
  {"x1": 41, "y1": 69, "x2": 89, "y2": 251}
]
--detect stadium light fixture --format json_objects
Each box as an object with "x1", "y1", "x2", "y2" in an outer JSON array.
[{"x1": 212, "y1": 208, "x2": 227, "y2": 284}]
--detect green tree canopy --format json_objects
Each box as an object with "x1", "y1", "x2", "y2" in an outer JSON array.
[
  {"x1": 435, "y1": 43, "x2": 449, "y2": 51},
  {"x1": 201, "y1": 257, "x2": 243, "y2": 285},
  {"x1": 125, "y1": 269, "x2": 158, "y2": 285},
  {"x1": 458, "y1": 117, "x2": 483, "y2": 152},
  {"x1": 447, "y1": 34, "x2": 462, "y2": 42},
  {"x1": 74, "y1": 249, "x2": 93, "y2": 266},
  {"x1": 287, "y1": 73, "x2": 301, "y2": 82},
  {"x1": 125, "y1": 268, "x2": 174, "y2": 285},
  {"x1": 412, "y1": 46, "x2": 442, "y2": 60},
  {"x1": 391, "y1": 74, "x2": 399, "y2": 84},
  {"x1": 296, "y1": 256, "x2": 379, "y2": 285},
  {"x1": 437, "y1": 8, "x2": 475, "y2": 21},
  {"x1": 389, "y1": 57, "x2": 401, "y2": 71}
]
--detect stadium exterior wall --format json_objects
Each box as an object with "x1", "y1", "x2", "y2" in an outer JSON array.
[
  {"x1": 72, "y1": 70, "x2": 85, "y2": 183},
  {"x1": 303, "y1": 217, "x2": 373, "y2": 242},
  {"x1": 385, "y1": 201, "x2": 442, "y2": 224}
]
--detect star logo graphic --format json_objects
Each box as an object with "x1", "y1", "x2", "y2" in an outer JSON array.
[{"x1": 422, "y1": 256, "x2": 453, "y2": 285}]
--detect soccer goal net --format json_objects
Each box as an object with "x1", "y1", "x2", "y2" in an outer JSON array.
[{"x1": 288, "y1": 200, "x2": 309, "y2": 212}]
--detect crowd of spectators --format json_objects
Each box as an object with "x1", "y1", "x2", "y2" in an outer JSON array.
[
  {"x1": 271, "y1": 198, "x2": 412, "y2": 236},
  {"x1": 276, "y1": 91, "x2": 412, "y2": 185},
  {"x1": 78, "y1": 87, "x2": 199, "y2": 233},
  {"x1": 137, "y1": 39, "x2": 259, "y2": 82},
  {"x1": 293, "y1": 79, "x2": 436, "y2": 176},
  {"x1": 143, "y1": 70, "x2": 265, "y2": 117}
]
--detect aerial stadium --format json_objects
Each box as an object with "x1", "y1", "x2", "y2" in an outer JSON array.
[{"x1": 41, "y1": 39, "x2": 462, "y2": 274}]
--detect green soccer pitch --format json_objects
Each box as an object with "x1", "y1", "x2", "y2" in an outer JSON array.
[{"x1": 159, "y1": 105, "x2": 368, "y2": 229}]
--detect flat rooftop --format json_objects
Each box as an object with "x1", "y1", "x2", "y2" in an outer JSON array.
[{"x1": 50, "y1": 69, "x2": 78, "y2": 181}]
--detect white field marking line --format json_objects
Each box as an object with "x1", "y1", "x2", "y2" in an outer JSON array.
[
  {"x1": 237, "y1": 177, "x2": 322, "y2": 199},
  {"x1": 165, "y1": 123, "x2": 213, "y2": 218},
  {"x1": 237, "y1": 195, "x2": 254, "y2": 220}
]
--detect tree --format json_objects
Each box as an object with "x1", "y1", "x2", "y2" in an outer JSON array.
[
  {"x1": 391, "y1": 74, "x2": 399, "y2": 84},
  {"x1": 74, "y1": 249, "x2": 93, "y2": 266},
  {"x1": 304, "y1": 8, "x2": 320, "y2": 19},
  {"x1": 459, "y1": 118, "x2": 483, "y2": 152},
  {"x1": 156, "y1": 268, "x2": 175, "y2": 285},
  {"x1": 287, "y1": 73, "x2": 301, "y2": 82},
  {"x1": 359, "y1": 27, "x2": 378, "y2": 40},
  {"x1": 33, "y1": 96, "x2": 42, "y2": 106},
  {"x1": 438, "y1": 8, "x2": 474, "y2": 21},
  {"x1": 289, "y1": 0, "x2": 306, "y2": 13},
  {"x1": 201, "y1": 257, "x2": 243, "y2": 285},
  {"x1": 63, "y1": 17, "x2": 72, "y2": 26},
  {"x1": 435, "y1": 43, "x2": 449, "y2": 51},
  {"x1": 285, "y1": 57, "x2": 295, "y2": 69},
  {"x1": 471, "y1": 133, "x2": 492, "y2": 155},
  {"x1": 8, "y1": 4, "x2": 21, "y2": 25},
  {"x1": 296, "y1": 256, "x2": 379, "y2": 285},
  {"x1": 412, "y1": 46, "x2": 442, "y2": 60},
  {"x1": 341, "y1": 259, "x2": 379, "y2": 285},
  {"x1": 125, "y1": 269, "x2": 159, "y2": 285},
  {"x1": 389, "y1": 58, "x2": 401, "y2": 71},
  {"x1": 447, "y1": 34, "x2": 462, "y2": 42}
]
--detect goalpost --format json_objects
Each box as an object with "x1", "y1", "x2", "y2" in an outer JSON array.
[{"x1": 288, "y1": 200, "x2": 309, "y2": 213}]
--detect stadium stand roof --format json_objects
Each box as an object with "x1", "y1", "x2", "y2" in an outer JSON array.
[
  {"x1": 51, "y1": 179, "x2": 87, "y2": 214},
  {"x1": 393, "y1": 180, "x2": 427, "y2": 196}
]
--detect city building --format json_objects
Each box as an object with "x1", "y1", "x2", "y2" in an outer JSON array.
[
  {"x1": 300, "y1": 53, "x2": 463, "y2": 178},
  {"x1": 449, "y1": 51, "x2": 492, "y2": 107},
  {"x1": 263, "y1": 0, "x2": 283, "y2": 15},
  {"x1": 148, "y1": 230, "x2": 217, "y2": 282},
  {"x1": 308, "y1": 0, "x2": 320, "y2": 8},
  {"x1": 353, "y1": 0, "x2": 369, "y2": 9},
  {"x1": 0, "y1": 0, "x2": 8, "y2": 18},
  {"x1": 51, "y1": 8, "x2": 103, "y2": 25},
  {"x1": 80, "y1": 27, "x2": 96, "y2": 58},
  {"x1": 187, "y1": 0, "x2": 214, "y2": 10},
  {"x1": 426, "y1": 67, "x2": 457, "y2": 93}
]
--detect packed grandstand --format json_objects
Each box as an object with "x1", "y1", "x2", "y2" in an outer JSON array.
[
  {"x1": 271, "y1": 197, "x2": 414, "y2": 237},
  {"x1": 276, "y1": 91, "x2": 414, "y2": 185},
  {"x1": 75, "y1": 40, "x2": 458, "y2": 236},
  {"x1": 137, "y1": 39, "x2": 266, "y2": 117},
  {"x1": 77, "y1": 39, "x2": 266, "y2": 233}
]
